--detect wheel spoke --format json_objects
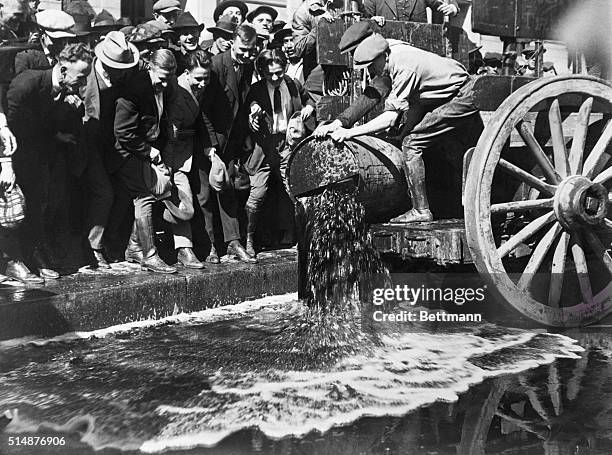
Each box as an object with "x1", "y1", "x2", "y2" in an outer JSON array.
[
  {"x1": 491, "y1": 198, "x2": 554, "y2": 214},
  {"x1": 517, "y1": 121, "x2": 562, "y2": 184},
  {"x1": 570, "y1": 232, "x2": 594, "y2": 305},
  {"x1": 498, "y1": 158, "x2": 557, "y2": 196},
  {"x1": 569, "y1": 97, "x2": 593, "y2": 175},
  {"x1": 549, "y1": 99, "x2": 569, "y2": 177},
  {"x1": 518, "y1": 222, "x2": 562, "y2": 290},
  {"x1": 498, "y1": 211, "x2": 556, "y2": 258},
  {"x1": 593, "y1": 165, "x2": 612, "y2": 184},
  {"x1": 583, "y1": 119, "x2": 612, "y2": 179},
  {"x1": 548, "y1": 231, "x2": 570, "y2": 308},
  {"x1": 583, "y1": 229, "x2": 612, "y2": 277},
  {"x1": 604, "y1": 218, "x2": 612, "y2": 231}
]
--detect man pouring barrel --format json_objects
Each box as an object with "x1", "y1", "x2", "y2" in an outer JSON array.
[{"x1": 315, "y1": 34, "x2": 483, "y2": 223}]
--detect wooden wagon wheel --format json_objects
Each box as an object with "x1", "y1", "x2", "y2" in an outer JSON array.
[{"x1": 465, "y1": 75, "x2": 612, "y2": 327}]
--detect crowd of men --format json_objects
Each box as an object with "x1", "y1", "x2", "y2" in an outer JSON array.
[{"x1": 0, "y1": 0, "x2": 474, "y2": 283}]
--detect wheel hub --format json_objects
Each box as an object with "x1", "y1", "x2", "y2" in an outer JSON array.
[{"x1": 554, "y1": 175, "x2": 608, "y2": 229}]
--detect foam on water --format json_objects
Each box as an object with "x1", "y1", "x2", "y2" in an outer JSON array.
[{"x1": 0, "y1": 294, "x2": 585, "y2": 454}]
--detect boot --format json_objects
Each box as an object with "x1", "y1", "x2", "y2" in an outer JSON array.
[
  {"x1": 124, "y1": 222, "x2": 144, "y2": 263},
  {"x1": 32, "y1": 246, "x2": 60, "y2": 279},
  {"x1": 5, "y1": 260, "x2": 44, "y2": 284},
  {"x1": 245, "y1": 208, "x2": 258, "y2": 258},
  {"x1": 136, "y1": 215, "x2": 177, "y2": 274},
  {"x1": 206, "y1": 245, "x2": 220, "y2": 264},
  {"x1": 92, "y1": 249, "x2": 111, "y2": 269},
  {"x1": 390, "y1": 153, "x2": 433, "y2": 224},
  {"x1": 177, "y1": 247, "x2": 205, "y2": 269},
  {"x1": 227, "y1": 240, "x2": 257, "y2": 264}
]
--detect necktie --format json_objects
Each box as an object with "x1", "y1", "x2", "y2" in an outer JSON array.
[{"x1": 273, "y1": 87, "x2": 282, "y2": 115}]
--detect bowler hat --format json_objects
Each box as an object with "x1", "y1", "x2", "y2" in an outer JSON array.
[
  {"x1": 171, "y1": 12, "x2": 204, "y2": 31},
  {"x1": 153, "y1": 0, "x2": 181, "y2": 13},
  {"x1": 246, "y1": 5, "x2": 278, "y2": 23},
  {"x1": 213, "y1": 0, "x2": 248, "y2": 23},
  {"x1": 95, "y1": 30, "x2": 140, "y2": 69},
  {"x1": 36, "y1": 10, "x2": 76, "y2": 39},
  {"x1": 353, "y1": 34, "x2": 389, "y2": 69},
  {"x1": 339, "y1": 20, "x2": 373, "y2": 54},
  {"x1": 207, "y1": 15, "x2": 237, "y2": 38}
]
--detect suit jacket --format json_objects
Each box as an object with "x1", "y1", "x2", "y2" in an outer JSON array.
[
  {"x1": 201, "y1": 49, "x2": 254, "y2": 159},
  {"x1": 113, "y1": 69, "x2": 172, "y2": 172},
  {"x1": 239, "y1": 75, "x2": 312, "y2": 174},
  {"x1": 166, "y1": 80, "x2": 219, "y2": 173},
  {"x1": 79, "y1": 58, "x2": 120, "y2": 176},
  {"x1": 363, "y1": 0, "x2": 458, "y2": 22},
  {"x1": 7, "y1": 69, "x2": 59, "y2": 163}
]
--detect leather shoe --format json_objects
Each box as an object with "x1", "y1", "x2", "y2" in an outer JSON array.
[
  {"x1": 141, "y1": 254, "x2": 177, "y2": 274},
  {"x1": 5, "y1": 260, "x2": 44, "y2": 284},
  {"x1": 177, "y1": 247, "x2": 204, "y2": 269},
  {"x1": 92, "y1": 249, "x2": 111, "y2": 269},
  {"x1": 227, "y1": 240, "x2": 257, "y2": 264},
  {"x1": 32, "y1": 248, "x2": 60, "y2": 280},
  {"x1": 389, "y1": 208, "x2": 433, "y2": 224},
  {"x1": 206, "y1": 246, "x2": 220, "y2": 264}
]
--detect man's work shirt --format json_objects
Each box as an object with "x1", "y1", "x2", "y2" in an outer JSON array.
[{"x1": 384, "y1": 39, "x2": 468, "y2": 113}]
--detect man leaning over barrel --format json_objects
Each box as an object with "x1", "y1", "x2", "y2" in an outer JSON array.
[{"x1": 316, "y1": 34, "x2": 482, "y2": 223}]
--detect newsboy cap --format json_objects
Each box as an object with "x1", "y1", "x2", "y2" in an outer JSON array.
[
  {"x1": 339, "y1": 20, "x2": 374, "y2": 54},
  {"x1": 353, "y1": 34, "x2": 389, "y2": 69},
  {"x1": 153, "y1": 0, "x2": 181, "y2": 13},
  {"x1": 36, "y1": 10, "x2": 76, "y2": 39}
]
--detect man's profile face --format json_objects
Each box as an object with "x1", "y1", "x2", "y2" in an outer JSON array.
[
  {"x1": 60, "y1": 59, "x2": 92, "y2": 93},
  {"x1": 149, "y1": 65, "x2": 174, "y2": 93},
  {"x1": 232, "y1": 35, "x2": 256, "y2": 64},
  {"x1": 179, "y1": 28, "x2": 200, "y2": 52},
  {"x1": 104, "y1": 64, "x2": 133, "y2": 85},
  {"x1": 264, "y1": 61, "x2": 285, "y2": 87},
  {"x1": 367, "y1": 53, "x2": 387, "y2": 78}
]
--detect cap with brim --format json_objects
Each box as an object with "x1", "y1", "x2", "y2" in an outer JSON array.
[
  {"x1": 208, "y1": 26, "x2": 235, "y2": 38},
  {"x1": 246, "y1": 5, "x2": 278, "y2": 23},
  {"x1": 271, "y1": 19, "x2": 286, "y2": 34},
  {"x1": 273, "y1": 26, "x2": 292, "y2": 41},
  {"x1": 353, "y1": 34, "x2": 388, "y2": 69},
  {"x1": 339, "y1": 20, "x2": 373, "y2": 54},
  {"x1": 95, "y1": 30, "x2": 140, "y2": 68},
  {"x1": 36, "y1": 10, "x2": 76, "y2": 39},
  {"x1": 171, "y1": 12, "x2": 205, "y2": 31},
  {"x1": 153, "y1": 0, "x2": 181, "y2": 13},
  {"x1": 163, "y1": 178, "x2": 195, "y2": 223},
  {"x1": 213, "y1": 0, "x2": 248, "y2": 23}
]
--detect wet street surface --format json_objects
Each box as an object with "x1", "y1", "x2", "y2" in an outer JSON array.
[{"x1": 0, "y1": 294, "x2": 609, "y2": 454}]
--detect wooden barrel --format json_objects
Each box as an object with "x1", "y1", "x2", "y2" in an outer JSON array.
[{"x1": 287, "y1": 136, "x2": 411, "y2": 223}]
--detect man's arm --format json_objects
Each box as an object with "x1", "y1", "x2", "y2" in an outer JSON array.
[
  {"x1": 292, "y1": 7, "x2": 317, "y2": 60},
  {"x1": 337, "y1": 74, "x2": 392, "y2": 127},
  {"x1": 331, "y1": 109, "x2": 400, "y2": 142}
]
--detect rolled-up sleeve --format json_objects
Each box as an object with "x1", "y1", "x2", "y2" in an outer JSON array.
[{"x1": 384, "y1": 67, "x2": 419, "y2": 112}]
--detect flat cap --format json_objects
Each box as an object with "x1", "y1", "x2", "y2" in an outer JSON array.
[
  {"x1": 153, "y1": 0, "x2": 180, "y2": 13},
  {"x1": 35, "y1": 10, "x2": 76, "y2": 38},
  {"x1": 353, "y1": 34, "x2": 389, "y2": 69},
  {"x1": 128, "y1": 23, "x2": 164, "y2": 44},
  {"x1": 339, "y1": 20, "x2": 373, "y2": 54}
]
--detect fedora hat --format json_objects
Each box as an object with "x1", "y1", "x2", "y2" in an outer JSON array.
[
  {"x1": 70, "y1": 13, "x2": 92, "y2": 36},
  {"x1": 213, "y1": 0, "x2": 248, "y2": 23},
  {"x1": 93, "y1": 9, "x2": 122, "y2": 31},
  {"x1": 207, "y1": 14, "x2": 237, "y2": 37},
  {"x1": 95, "y1": 30, "x2": 140, "y2": 69},
  {"x1": 163, "y1": 176, "x2": 194, "y2": 223},
  {"x1": 246, "y1": 5, "x2": 278, "y2": 23},
  {"x1": 171, "y1": 11, "x2": 204, "y2": 31}
]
